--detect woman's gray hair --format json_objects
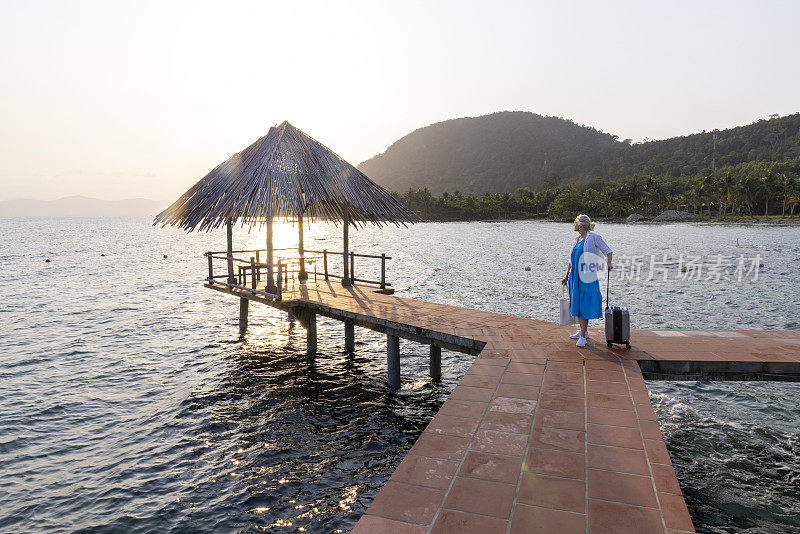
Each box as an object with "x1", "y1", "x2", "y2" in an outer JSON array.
[{"x1": 575, "y1": 214, "x2": 596, "y2": 230}]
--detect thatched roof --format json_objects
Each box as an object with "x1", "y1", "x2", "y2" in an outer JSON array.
[{"x1": 154, "y1": 121, "x2": 420, "y2": 231}]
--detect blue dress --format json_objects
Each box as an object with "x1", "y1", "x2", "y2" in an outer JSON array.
[{"x1": 568, "y1": 238, "x2": 603, "y2": 320}]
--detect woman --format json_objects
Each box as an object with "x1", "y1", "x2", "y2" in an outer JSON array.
[{"x1": 561, "y1": 214, "x2": 613, "y2": 347}]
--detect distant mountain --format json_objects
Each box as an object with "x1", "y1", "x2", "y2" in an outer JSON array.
[
  {"x1": 359, "y1": 111, "x2": 617, "y2": 194},
  {"x1": 0, "y1": 196, "x2": 169, "y2": 217},
  {"x1": 358, "y1": 111, "x2": 800, "y2": 194}
]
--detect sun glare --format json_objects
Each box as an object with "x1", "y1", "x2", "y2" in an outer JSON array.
[{"x1": 237, "y1": 218, "x2": 307, "y2": 252}]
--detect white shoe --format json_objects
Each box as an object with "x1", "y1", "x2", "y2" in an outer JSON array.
[
  {"x1": 576, "y1": 337, "x2": 587, "y2": 347},
  {"x1": 570, "y1": 330, "x2": 589, "y2": 339}
]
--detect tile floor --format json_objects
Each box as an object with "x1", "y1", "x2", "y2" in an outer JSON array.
[{"x1": 209, "y1": 280, "x2": 800, "y2": 533}]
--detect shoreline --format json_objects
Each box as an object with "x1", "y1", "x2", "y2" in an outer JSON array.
[
  {"x1": 433, "y1": 215, "x2": 800, "y2": 225},
  {"x1": 3, "y1": 213, "x2": 799, "y2": 226}
]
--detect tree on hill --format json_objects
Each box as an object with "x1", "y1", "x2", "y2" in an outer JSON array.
[
  {"x1": 360, "y1": 111, "x2": 800, "y2": 195},
  {"x1": 395, "y1": 156, "x2": 800, "y2": 221}
]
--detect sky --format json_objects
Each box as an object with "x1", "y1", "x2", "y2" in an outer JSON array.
[{"x1": 1, "y1": 0, "x2": 799, "y2": 201}]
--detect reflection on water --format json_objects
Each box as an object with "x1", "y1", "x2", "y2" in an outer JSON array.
[
  {"x1": 161, "y1": 305, "x2": 458, "y2": 533},
  {"x1": 0, "y1": 217, "x2": 798, "y2": 533},
  {"x1": 650, "y1": 382, "x2": 800, "y2": 534},
  {"x1": 178, "y1": 320, "x2": 430, "y2": 532}
]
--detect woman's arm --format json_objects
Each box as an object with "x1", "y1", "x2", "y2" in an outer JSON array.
[
  {"x1": 563, "y1": 237, "x2": 577, "y2": 285},
  {"x1": 595, "y1": 234, "x2": 612, "y2": 256},
  {"x1": 592, "y1": 234, "x2": 613, "y2": 271}
]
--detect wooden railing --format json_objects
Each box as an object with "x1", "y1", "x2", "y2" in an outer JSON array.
[
  {"x1": 303, "y1": 249, "x2": 391, "y2": 289},
  {"x1": 204, "y1": 247, "x2": 392, "y2": 299},
  {"x1": 205, "y1": 253, "x2": 287, "y2": 300}
]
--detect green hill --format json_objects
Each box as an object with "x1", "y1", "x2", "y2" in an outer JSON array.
[{"x1": 358, "y1": 111, "x2": 800, "y2": 194}]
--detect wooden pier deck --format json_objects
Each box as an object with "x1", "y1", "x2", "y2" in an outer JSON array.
[{"x1": 207, "y1": 279, "x2": 800, "y2": 533}]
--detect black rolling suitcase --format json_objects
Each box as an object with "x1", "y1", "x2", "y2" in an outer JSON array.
[{"x1": 604, "y1": 270, "x2": 631, "y2": 349}]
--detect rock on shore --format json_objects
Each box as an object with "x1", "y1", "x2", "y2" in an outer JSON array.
[
  {"x1": 626, "y1": 213, "x2": 645, "y2": 223},
  {"x1": 653, "y1": 210, "x2": 695, "y2": 222}
]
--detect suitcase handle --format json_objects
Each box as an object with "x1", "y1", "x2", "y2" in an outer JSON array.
[{"x1": 605, "y1": 268, "x2": 610, "y2": 310}]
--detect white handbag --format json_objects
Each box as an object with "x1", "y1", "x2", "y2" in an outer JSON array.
[{"x1": 559, "y1": 285, "x2": 576, "y2": 325}]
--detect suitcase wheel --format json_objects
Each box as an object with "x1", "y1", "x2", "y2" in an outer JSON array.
[
  {"x1": 607, "y1": 342, "x2": 613, "y2": 348},
  {"x1": 625, "y1": 343, "x2": 631, "y2": 350}
]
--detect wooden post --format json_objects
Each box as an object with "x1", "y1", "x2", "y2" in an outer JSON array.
[
  {"x1": 238, "y1": 297, "x2": 249, "y2": 335},
  {"x1": 276, "y1": 260, "x2": 282, "y2": 300},
  {"x1": 380, "y1": 253, "x2": 386, "y2": 289},
  {"x1": 350, "y1": 251, "x2": 355, "y2": 284},
  {"x1": 342, "y1": 206, "x2": 351, "y2": 286},
  {"x1": 323, "y1": 249, "x2": 328, "y2": 281},
  {"x1": 255, "y1": 250, "x2": 260, "y2": 280},
  {"x1": 344, "y1": 321, "x2": 355, "y2": 354},
  {"x1": 430, "y1": 345, "x2": 442, "y2": 380},
  {"x1": 207, "y1": 252, "x2": 213, "y2": 283},
  {"x1": 306, "y1": 311, "x2": 317, "y2": 356},
  {"x1": 298, "y1": 212, "x2": 308, "y2": 282},
  {"x1": 266, "y1": 217, "x2": 275, "y2": 291},
  {"x1": 226, "y1": 219, "x2": 235, "y2": 284},
  {"x1": 250, "y1": 257, "x2": 257, "y2": 289},
  {"x1": 387, "y1": 335, "x2": 400, "y2": 388}
]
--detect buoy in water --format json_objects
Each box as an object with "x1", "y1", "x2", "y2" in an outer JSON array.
[
  {"x1": 524, "y1": 266, "x2": 531, "y2": 271},
  {"x1": 45, "y1": 259, "x2": 51, "y2": 263},
  {"x1": 163, "y1": 255, "x2": 168, "y2": 259}
]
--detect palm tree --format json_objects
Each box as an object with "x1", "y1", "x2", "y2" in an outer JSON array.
[
  {"x1": 720, "y1": 172, "x2": 734, "y2": 219},
  {"x1": 698, "y1": 172, "x2": 715, "y2": 216},
  {"x1": 734, "y1": 175, "x2": 757, "y2": 217},
  {"x1": 760, "y1": 170, "x2": 778, "y2": 217},
  {"x1": 683, "y1": 184, "x2": 701, "y2": 215},
  {"x1": 778, "y1": 172, "x2": 793, "y2": 217},
  {"x1": 628, "y1": 175, "x2": 641, "y2": 213},
  {"x1": 788, "y1": 174, "x2": 800, "y2": 218},
  {"x1": 642, "y1": 175, "x2": 656, "y2": 215}
]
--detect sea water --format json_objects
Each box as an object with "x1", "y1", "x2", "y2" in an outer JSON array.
[{"x1": 1, "y1": 218, "x2": 798, "y2": 533}]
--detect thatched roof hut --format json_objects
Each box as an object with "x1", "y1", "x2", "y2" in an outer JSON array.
[
  {"x1": 154, "y1": 121, "x2": 419, "y2": 231},
  {"x1": 155, "y1": 121, "x2": 419, "y2": 289}
]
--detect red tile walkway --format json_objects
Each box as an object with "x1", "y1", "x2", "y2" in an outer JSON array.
[{"x1": 208, "y1": 280, "x2": 800, "y2": 533}]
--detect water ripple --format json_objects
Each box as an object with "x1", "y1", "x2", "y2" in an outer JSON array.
[{"x1": 0, "y1": 217, "x2": 798, "y2": 533}]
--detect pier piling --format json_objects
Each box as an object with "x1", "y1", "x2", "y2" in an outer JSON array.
[
  {"x1": 305, "y1": 312, "x2": 317, "y2": 356},
  {"x1": 429, "y1": 345, "x2": 442, "y2": 379},
  {"x1": 298, "y1": 212, "x2": 308, "y2": 282},
  {"x1": 387, "y1": 335, "x2": 400, "y2": 388},
  {"x1": 266, "y1": 218, "x2": 275, "y2": 291},
  {"x1": 226, "y1": 219, "x2": 235, "y2": 284},
  {"x1": 238, "y1": 297, "x2": 249, "y2": 335},
  {"x1": 342, "y1": 207, "x2": 351, "y2": 286},
  {"x1": 344, "y1": 321, "x2": 355, "y2": 354}
]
